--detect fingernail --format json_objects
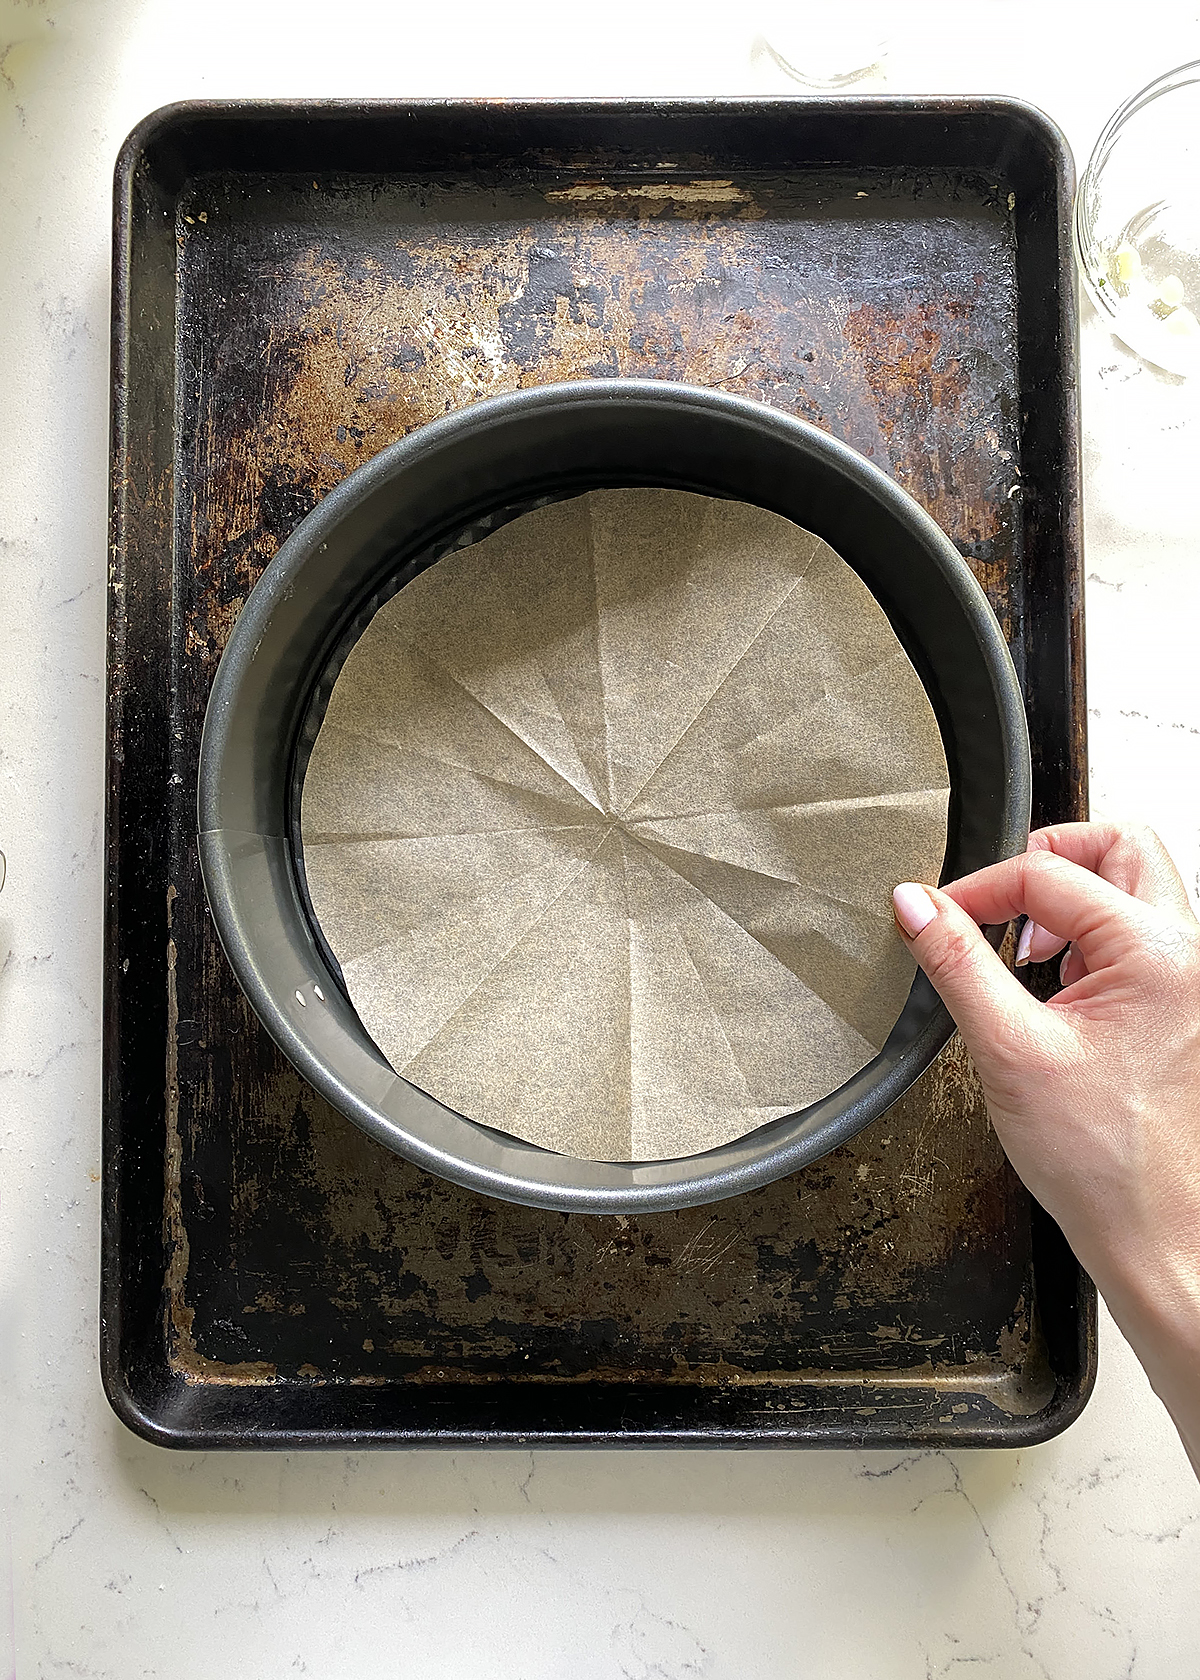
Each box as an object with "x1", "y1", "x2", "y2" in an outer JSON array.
[
  {"x1": 893, "y1": 883, "x2": 937, "y2": 938},
  {"x1": 1015, "y1": 919, "x2": 1036, "y2": 965},
  {"x1": 1027, "y1": 922, "x2": 1067, "y2": 964},
  {"x1": 1059, "y1": 947, "x2": 1071, "y2": 985}
]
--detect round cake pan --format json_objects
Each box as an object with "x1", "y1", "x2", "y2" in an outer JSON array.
[{"x1": 197, "y1": 379, "x2": 1030, "y2": 1215}]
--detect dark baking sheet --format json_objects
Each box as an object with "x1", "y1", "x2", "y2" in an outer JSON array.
[{"x1": 103, "y1": 99, "x2": 1094, "y2": 1449}]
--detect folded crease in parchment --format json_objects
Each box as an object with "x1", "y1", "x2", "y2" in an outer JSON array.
[{"x1": 300, "y1": 488, "x2": 950, "y2": 1162}]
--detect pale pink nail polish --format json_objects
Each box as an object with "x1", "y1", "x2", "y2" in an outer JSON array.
[
  {"x1": 1015, "y1": 918, "x2": 1035, "y2": 966},
  {"x1": 1027, "y1": 922, "x2": 1067, "y2": 964},
  {"x1": 893, "y1": 883, "x2": 937, "y2": 938}
]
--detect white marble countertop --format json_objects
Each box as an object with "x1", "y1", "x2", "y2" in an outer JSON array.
[{"x1": 3, "y1": 2, "x2": 1200, "y2": 1674}]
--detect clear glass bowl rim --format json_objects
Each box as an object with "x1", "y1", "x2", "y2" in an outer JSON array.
[{"x1": 1075, "y1": 57, "x2": 1200, "y2": 324}]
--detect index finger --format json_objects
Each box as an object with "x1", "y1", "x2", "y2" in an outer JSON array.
[
  {"x1": 940, "y1": 849, "x2": 1153, "y2": 970},
  {"x1": 1027, "y1": 821, "x2": 1192, "y2": 914}
]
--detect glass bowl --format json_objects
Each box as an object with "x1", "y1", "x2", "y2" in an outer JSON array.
[{"x1": 1076, "y1": 60, "x2": 1200, "y2": 376}]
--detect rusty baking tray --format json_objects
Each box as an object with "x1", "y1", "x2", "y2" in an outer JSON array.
[{"x1": 103, "y1": 99, "x2": 1094, "y2": 1449}]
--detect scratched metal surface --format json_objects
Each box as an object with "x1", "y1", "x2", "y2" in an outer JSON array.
[{"x1": 105, "y1": 104, "x2": 1092, "y2": 1447}]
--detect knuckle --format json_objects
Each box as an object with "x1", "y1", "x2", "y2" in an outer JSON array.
[
  {"x1": 1116, "y1": 820, "x2": 1165, "y2": 864},
  {"x1": 1029, "y1": 823, "x2": 1072, "y2": 851},
  {"x1": 987, "y1": 1019, "x2": 1064, "y2": 1094},
  {"x1": 921, "y1": 926, "x2": 980, "y2": 992},
  {"x1": 1022, "y1": 848, "x2": 1061, "y2": 885},
  {"x1": 1138, "y1": 914, "x2": 1200, "y2": 979}
]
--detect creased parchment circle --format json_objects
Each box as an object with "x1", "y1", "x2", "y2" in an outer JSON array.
[{"x1": 301, "y1": 489, "x2": 950, "y2": 1162}]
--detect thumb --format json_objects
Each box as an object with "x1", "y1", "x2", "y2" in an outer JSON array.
[{"x1": 892, "y1": 882, "x2": 1043, "y2": 1062}]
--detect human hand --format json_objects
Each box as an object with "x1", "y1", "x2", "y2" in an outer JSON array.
[{"x1": 893, "y1": 823, "x2": 1200, "y2": 1470}]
